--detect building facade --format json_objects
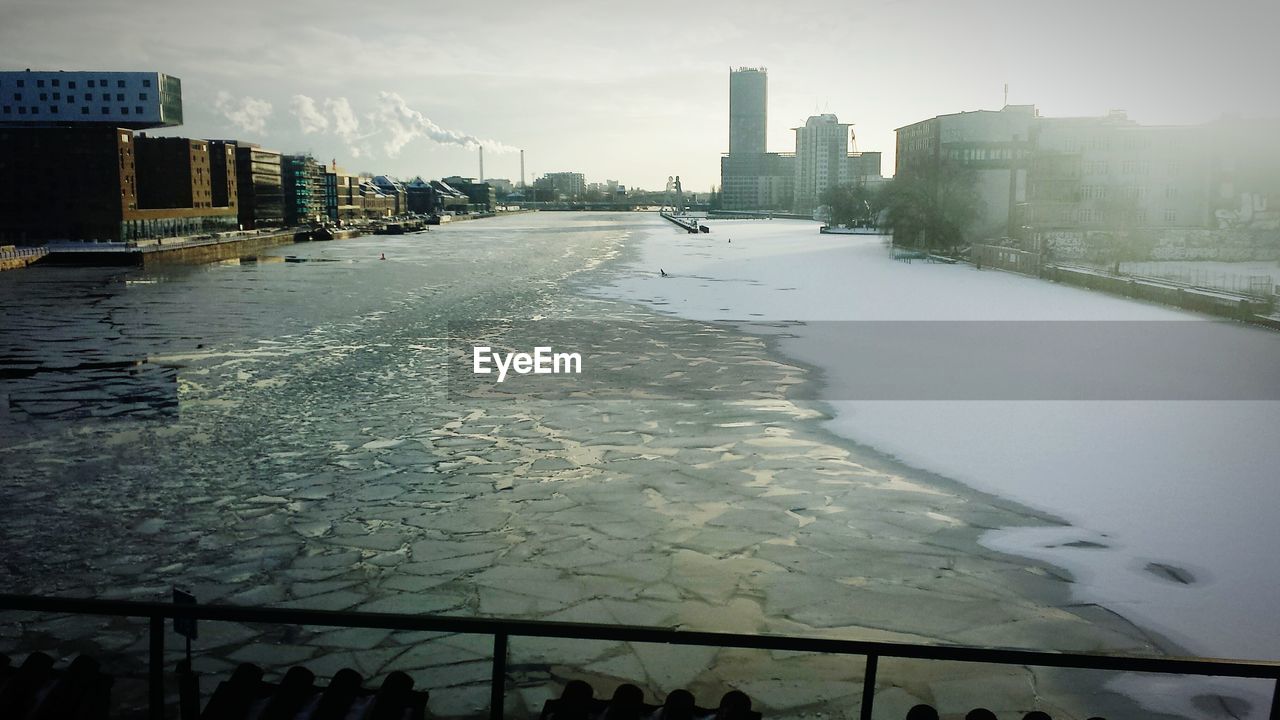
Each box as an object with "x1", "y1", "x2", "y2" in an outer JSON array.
[
  {"x1": 0, "y1": 127, "x2": 237, "y2": 242},
  {"x1": 134, "y1": 136, "x2": 222, "y2": 210},
  {"x1": 791, "y1": 114, "x2": 883, "y2": 215},
  {"x1": 1023, "y1": 111, "x2": 1212, "y2": 240},
  {"x1": 0, "y1": 71, "x2": 182, "y2": 129},
  {"x1": 895, "y1": 105, "x2": 1037, "y2": 242},
  {"x1": 729, "y1": 67, "x2": 767, "y2": 156},
  {"x1": 282, "y1": 154, "x2": 326, "y2": 225},
  {"x1": 221, "y1": 142, "x2": 284, "y2": 229},
  {"x1": 541, "y1": 172, "x2": 586, "y2": 199}
]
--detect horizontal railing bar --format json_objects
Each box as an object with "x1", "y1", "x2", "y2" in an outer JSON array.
[{"x1": 2, "y1": 593, "x2": 1277, "y2": 680}]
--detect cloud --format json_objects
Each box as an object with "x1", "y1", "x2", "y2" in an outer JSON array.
[
  {"x1": 214, "y1": 91, "x2": 273, "y2": 134},
  {"x1": 371, "y1": 91, "x2": 517, "y2": 157},
  {"x1": 290, "y1": 95, "x2": 329, "y2": 134}
]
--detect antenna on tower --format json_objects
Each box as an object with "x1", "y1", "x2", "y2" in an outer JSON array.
[{"x1": 1003, "y1": 83, "x2": 1009, "y2": 107}]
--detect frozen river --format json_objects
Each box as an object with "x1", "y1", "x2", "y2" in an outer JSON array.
[{"x1": 0, "y1": 212, "x2": 1275, "y2": 718}]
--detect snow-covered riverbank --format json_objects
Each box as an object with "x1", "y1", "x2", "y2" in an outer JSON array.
[{"x1": 598, "y1": 216, "x2": 1280, "y2": 717}]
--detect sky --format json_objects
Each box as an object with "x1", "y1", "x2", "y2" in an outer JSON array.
[{"x1": 2, "y1": 0, "x2": 1277, "y2": 191}]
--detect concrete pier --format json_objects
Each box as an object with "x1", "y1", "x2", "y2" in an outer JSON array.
[{"x1": 0, "y1": 246, "x2": 48, "y2": 272}]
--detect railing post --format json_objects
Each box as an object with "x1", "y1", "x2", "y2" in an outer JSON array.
[
  {"x1": 149, "y1": 614, "x2": 165, "y2": 720},
  {"x1": 490, "y1": 632, "x2": 508, "y2": 720},
  {"x1": 859, "y1": 654, "x2": 878, "y2": 720}
]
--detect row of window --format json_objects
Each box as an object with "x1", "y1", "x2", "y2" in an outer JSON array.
[
  {"x1": 13, "y1": 77, "x2": 152, "y2": 89},
  {"x1": 1078, "y1": 185, "x2": 1181, "y2": 200},
  {"x1": 2, "y1": 105, "x2": 146, "y2": 115},
  {"x1": 1055, "y1": 208, "x2": 1178, "y2": 224},
  {"x1": 14, "y1": 92, "x2": 147, "y2": 102}
]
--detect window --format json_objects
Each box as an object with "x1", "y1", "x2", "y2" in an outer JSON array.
[
  {"x1": 81, "y1": 106, "x2": 89, "y2": 115},
  {"x1": 36, "y1": 79, "x2": 44, "y2": 87},
  {"x1": 99, "y1": 78, "x2": 107, "y2": 86},
  {"x1": 117, "y1": 80, "x2": 126, "y2": 88},
  {"x1": 11, "y1": 93, "x2": 19, "y2": 101},
  {"x1": 121, "y1": 107, "x2": 129, "y2": 115},
  {"x1": 1166, "y1": 186, "x2": 1178, "y2": 198},
  {"x1": 101, "y1": 107, "x2": 110, "y2": 114},
  {"x1": 39, "y1": 93, "x2": 47, "y2": 101},
  {"x1": 15, "y1": 79, "x2": 23, "y2": 87},
  {"x1": 17, "y1": 107, "x2": 26, "y2": 115},
  {"x1": 88, "y1": 80, "x2": 95, "y2": 88},
  {"x1": 68, "y1": 81, "x2": 76, "y2": 89},
  {"x1": 49, "y1": 106, "x2": 58, "y2": 113},
  {"x1": 142, "y1": 79, "x2": 152, "y2": 87},
  {"x1": 139, "y1": 93, "x2": 147, "y2": 101},
  {"x1": 1165, "y1": 210, "x2": 1177, "y2": 223},
  {"x1": 1, "y1": 106, "x2": 8, "y2": 114},
  {"x1": 52, "y1": 79, "x2": 59, "y2": 87},
  {"x1": 116, "y1": 93, "x2": 124, "y2": 101},
  {"x1": 135, "y1": 106, "x2": 143, "y2": 114},
  {"x1": 102, "y1": 93, "x2": 110, "y2": 101},
  {"x1": 52, "y1": 92, "x2": 60, "y2": 100}
]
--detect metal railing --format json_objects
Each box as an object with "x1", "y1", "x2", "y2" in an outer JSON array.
[{"x1": 1, "y1": 593, "x2": 1277, "y2": 720}]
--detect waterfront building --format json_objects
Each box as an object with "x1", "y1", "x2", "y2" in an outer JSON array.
[
  {"x1": 134, "y1": 135, "x2": 229, "y2": 211},
  {"x1": 1023, "y1": 111, "x2": 1212, "y2": 240},
  {"x1": 791, "y1": 114, "x2": 882, "y2": 215},
  {"x1": 329, "y1": 166, "x2": 363, "y2": 222},
  {"x1": 208, "y1": 141, "x2": 238, "y2": 211},
  {"x1": 371, "y1": 176, "x2": 407, "y2": 215},
  {"x1": 541, "y1": 172, "x2": 586, "y2": 199},
  {"x1": 895, "y1": 105, "x2": 1037, "y2": 242},
  {"x1": 323, "y1": 167, "x2": 338, "y2": 223},
  {"x1": 430, "y1": 180, "x2": 471, "y2": 213},
  {"x1": 485, "y1": 178, "x2": 514, "y2": 196},
  {"x1": 359, "y1": 179, "x2": 395, "y2": 218},
  {"x1": 216, "y1": 141, "x2": 284, "y2": 230},
  {"x1": 443, "y1": 176, "x2": 496, "y2": 211},
  {"x1": 729, "y1": 67, "x2": 767, "y2": 156},
  {"x1": 720, "y1": 152, "x2": 795, "y2": 211},
  {"x1": 405, "y1": 177, "x2": 438, "y2": 215},
  {"x1": 895, "y1": 105, "x2": 1280, "y2": 253},
  {"x1": 0, "y1": 127, "x2": 237, "y2": 242},
  {"x1": 0, "y1": 70, "x2": 182, "y2": 129},
  {"x1": 282, "y1": 154, "x2": 326, "y2": 225},
  {"x1": 719, "y1": 67, "x2": 801, "y2": 213}
]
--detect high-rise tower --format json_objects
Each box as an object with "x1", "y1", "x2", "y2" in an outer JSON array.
[{"x1": 728, "y1": 67, "x2": 767, "y2": 156}]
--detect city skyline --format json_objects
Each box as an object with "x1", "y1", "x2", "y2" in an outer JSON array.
[{"x1": 1, "y1": 0, "x2": 1277, "y2": 191}]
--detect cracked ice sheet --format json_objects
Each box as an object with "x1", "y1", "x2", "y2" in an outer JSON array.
[{"x1": 595, "y1": 216, "x2": 1280, "y2": 718}]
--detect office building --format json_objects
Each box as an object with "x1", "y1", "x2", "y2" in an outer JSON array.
[
  {"x1": 895, "y1": 105, "x2": 1037, "y2": 241},
  {"x1": 541, "y1": 172, "x2": 586, "y2": 199},
  {"x1": 729, "y1": 67, "x2": 767, "y2": 156},
  {"x1": 282, "y1": 154, "x2": 326, "y2": 225},
  {"x1": 0, "y1": 127, "x2": 237, "y2": 242},
  {"x1": 0, "y1": 71, "x2": 182, "y2": 129},
  {"x1": 792, "y1": 114, "x2": 882, "y2": 215}
]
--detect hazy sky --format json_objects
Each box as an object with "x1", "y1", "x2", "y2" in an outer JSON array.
[{"x1": 2, "y1": 0, "x2": 1277, "y2": 191}]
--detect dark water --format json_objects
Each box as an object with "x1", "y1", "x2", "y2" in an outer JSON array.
[{"x1": 0, "y1": 213, "x2": 1174, "y2": 718}]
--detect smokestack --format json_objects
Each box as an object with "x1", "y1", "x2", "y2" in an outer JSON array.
[
  {"x1": 479, "y1": 145, "x2": 485, "y2": 182},
  {"x1": 520, "y1": 149, "x2": 525, "y2": 188}
]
